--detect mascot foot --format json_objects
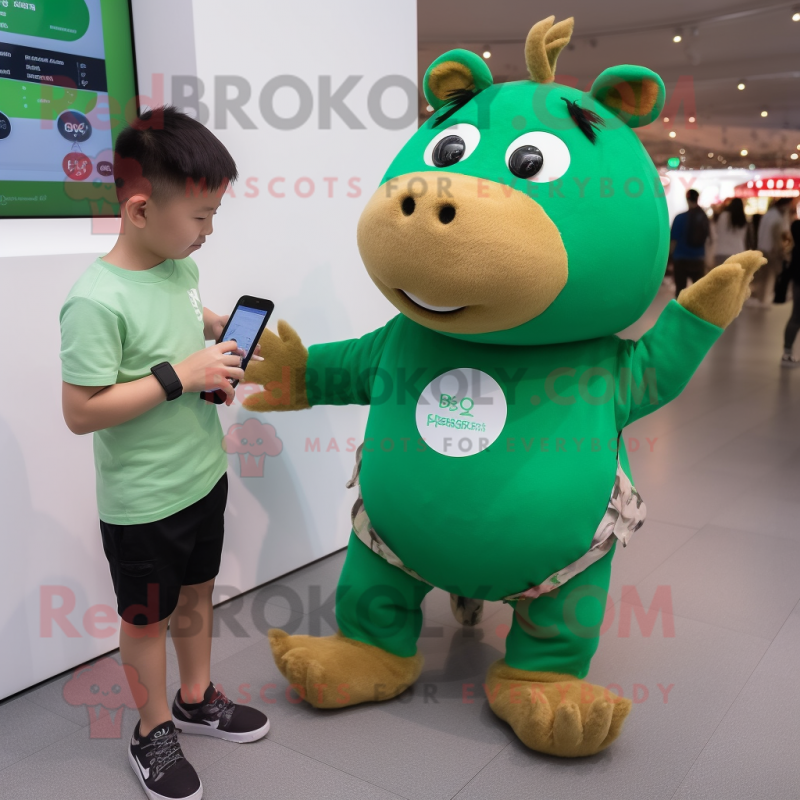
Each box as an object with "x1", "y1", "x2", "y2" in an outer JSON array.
[
  {"x1": 486, "y1": 660, "x2": 632, "y2": 757},
  {"x1": 268, "y1": 628, "x2": 423, "y2": 708}
]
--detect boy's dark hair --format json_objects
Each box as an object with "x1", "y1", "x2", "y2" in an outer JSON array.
[
  {"x1": 686, "y1": 189, "x2": 700, "y2": 203},
  {"x1": 114, "y1": 105, "x2": 238, "y2": 203}
]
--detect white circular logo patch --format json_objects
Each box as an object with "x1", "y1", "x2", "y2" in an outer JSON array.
[{"x1": 415, "y1": 368, "x2": 507, "y2": 457}]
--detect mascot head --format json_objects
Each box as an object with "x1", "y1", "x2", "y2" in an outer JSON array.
[{"x1": 357, "y1": 15, "x2": 668, "y2": 345}]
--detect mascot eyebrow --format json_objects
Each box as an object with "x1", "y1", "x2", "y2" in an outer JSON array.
[
  {"x1": 562, "y1": 98, "x2": 605, "y2": 143},
  {"x1": 431, "y1": 88, "x2": 476, "y2": 128}
]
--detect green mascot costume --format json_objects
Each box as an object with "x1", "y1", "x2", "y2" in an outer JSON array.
[{"x1": 243, "y1": 15, "x2": 764, "y2": 757}]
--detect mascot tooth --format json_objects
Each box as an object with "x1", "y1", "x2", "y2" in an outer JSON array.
[{"x1": 244, "y1": 14, "x2": 764, "y2": 757}]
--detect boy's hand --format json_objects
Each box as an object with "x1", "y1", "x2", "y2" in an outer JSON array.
[
  {"x1": 203, "y1": 308, "x2": 228, "y2": 342},
  {"x1": 175, "y1": 340, "x2": 245, "y2": 405}
]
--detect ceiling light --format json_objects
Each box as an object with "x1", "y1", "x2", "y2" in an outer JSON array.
[
  {"x1": 793, "y1": 11, "x2": 800, "y2": 21},
  {"x1": 688, "y1": 116, "x2": 696, "y2": 123},
  {"x1": 673, "y1": 34, "x2": 682, "y2": 42},
  {"x1": 737, "y1": 82, "x2": 746, "y2": 90},
  {"x1": 669, "y1": 131, "x2": 677, "y2": 138},
  {"x1": 708, "y1": 152, "x2": 714, "y2": 157},
  {"x1": 663, "y1": 116, "x2": 670, "y2": 122},
  {"x1": 749, "y1": 164, "x2": 756, "y2": 169},
  {"x1": 679, "y1": 148, "x2": 685, "y2": 154},
  {"x1": 482, "y1": 50, "x2": 491, "y2": 59},
  {"x1": 792, "y1": 153, "x2": 799, "y2": 160},
  {"x1": 761, "y1": 110, "x2": 768, "y2": 117},
  {"x1": 426, "y1": 104, "x2": 433, "y2": 112},
  {"x1": 740, "y1": 149, "x2": 748, "y2": 156}
]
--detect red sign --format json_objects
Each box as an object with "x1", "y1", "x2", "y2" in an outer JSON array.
[
  {"x1": 734, "y1": 175, "x2": 799, "y2": 198},
  {"x1": 63, "y1": 153, "x2": 93, "y2": 181}
]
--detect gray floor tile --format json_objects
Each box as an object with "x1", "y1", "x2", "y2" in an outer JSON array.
[
  {"x1": 608, "y1": 519, "x2": 699, "y2": 606},
  {"x1": 19, "y1": 649, "x2": 182, "y2": 729},
  {"x1": 254, "y1": 622, "x2": 514, "y2": 800},
  {"x1": 671, "y1": 602, "x2": 800, "y2": 800},
  {"x1": 629, "y1": 525, "x2": 800, "y2": 640},
  {"x1": 453, "y1": 602, "x2": 770, "y2": 800},
  {"x1": 0, "y1": 696, "x2": 81, "y2": 770},
  {"x1": 201, "y1": 737, "x2": 407, "y2": 800}
]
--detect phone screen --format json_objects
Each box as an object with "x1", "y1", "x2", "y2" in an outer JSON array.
[{"x1": 221, "y1": 304, "x2": 268, "y2": 365}]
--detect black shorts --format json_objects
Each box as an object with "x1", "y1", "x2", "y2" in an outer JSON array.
[{"x1": 100, "y1": 473, "x2": 228, "y2": 626}]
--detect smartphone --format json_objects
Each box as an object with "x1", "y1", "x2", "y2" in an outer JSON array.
[{"x1": 200, "y1": 295, "x2": 274, "y2": 404}]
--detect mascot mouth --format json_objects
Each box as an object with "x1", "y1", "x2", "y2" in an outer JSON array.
[{"x1": 398, "y1": 290, "x2": 466, "y2": 314}]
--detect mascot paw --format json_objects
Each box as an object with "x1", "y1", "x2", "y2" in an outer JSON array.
[
  {"x1": 485, "y1": 659, "x2": 631, "y2": 757},
  {"x1": 677, "y1": 250, "x2": 766, "y2": 329},
  {"x1": 268, "y1": 628, "x2": 423, "y2": 708},
  {"x1": 242, "y1": 320, "x2": 310, "y2": 412}
]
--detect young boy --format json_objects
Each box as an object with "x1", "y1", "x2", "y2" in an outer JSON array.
[{"x1": 60, "y1": 105, "x2": 269, "y2": 800}]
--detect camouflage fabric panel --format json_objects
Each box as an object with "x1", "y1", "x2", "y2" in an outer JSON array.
[
  {"x1": 504, "y1": 455, "x2": 646, "y2": 602},
  {"x1": 345, "y1": 441, "x2": 645, "y2": 609}
]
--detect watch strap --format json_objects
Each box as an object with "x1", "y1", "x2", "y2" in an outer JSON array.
[{"x1": 150, "y1": 361, "x2": 183, "y2": 401}]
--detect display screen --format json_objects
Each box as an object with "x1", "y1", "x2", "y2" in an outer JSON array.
[
  {"x1": 222, "y1": 305, "x2": 269, "y2": 364},
  {"x1": 0, "y1": 0, "x2": 137, "y2": 218}
]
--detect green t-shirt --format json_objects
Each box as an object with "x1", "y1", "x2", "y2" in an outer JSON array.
[{"x1": 59, "y1": 256, "x2": 228, "y2": 525}]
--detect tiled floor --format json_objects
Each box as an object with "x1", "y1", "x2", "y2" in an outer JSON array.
[{"x1": 3, "y1": 285, "x2": 800, "y2": 799}]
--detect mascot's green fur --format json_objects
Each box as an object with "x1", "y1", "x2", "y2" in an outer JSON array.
[{"x1": 243, "y1": 15, "x2": 764, "y2": 757}]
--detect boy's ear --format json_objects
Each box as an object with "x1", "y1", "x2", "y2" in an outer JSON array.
[
  {"x1": 423, "y1": 49, "x2": 493, "y2": 111},
  {"x1": 589, "y1": 65, "x2": 665, "y2": 128}
]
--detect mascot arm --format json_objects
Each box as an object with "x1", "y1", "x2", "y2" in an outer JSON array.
[
  {"x1": 615, "y1": 298, "x2": 723, "y2": 429},
  {"x1": 243, "y1": 317, "x2": 398, "y2": 412},
  {"x1": 305, "y1": 321, "x2": 394, "y2": 406}
]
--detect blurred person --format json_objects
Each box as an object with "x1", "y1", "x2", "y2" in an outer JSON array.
[
  {"x1": 781, "y1": 219, "x2": 800, "y2": 367},
  {"x1": 712, "y1": 197, "x2": 749, "y2": 268},
  {"x1": 669, "y1": 188, "x2": 710, "y2": 297},
  {"x1": 751, "y1": 197, "x2": 792, "y2": 306}
]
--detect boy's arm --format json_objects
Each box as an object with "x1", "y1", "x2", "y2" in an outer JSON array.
[
  {"x1": 62, "y1": 379, "x2": 168, "y2": 435},
  {"x1": 60, "y1": 296, "x2": 246, "y2": 433},
  {"x1": 242, "y1": 317, "x2": 397, "y2": 411},
  {"x1": 615, "y1": 251, "x2": 765, "y2": 429}
]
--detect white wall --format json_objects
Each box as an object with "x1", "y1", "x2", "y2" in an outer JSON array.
[{"x1": 0, "y1": 0, "x2": 417, "y2": 701}]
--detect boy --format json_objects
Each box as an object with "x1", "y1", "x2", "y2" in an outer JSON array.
[{"x1": 60, "y1": 105, "x2": 269, "y2": 800}]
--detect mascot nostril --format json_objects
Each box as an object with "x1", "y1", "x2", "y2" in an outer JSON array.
[
  {"x1": 250, "y1": 12, "x2": 765, "y2": 760},
  {"x1": 401, "y1": 196, "x2": 415, "y2": 216},
  {"x1": 438, "y1": 204, "x2": 456, "y2": 224}
]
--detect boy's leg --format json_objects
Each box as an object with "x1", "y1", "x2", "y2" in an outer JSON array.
[
  {"x1": 119, "y1": 616, "x2": 171, "y2": 737},
  {"x1": 170, "y1": 577, "x2": 215, "y2": 703},
  {"x1": 169, "y1": 473, "x2": 228, "y2": 703}
]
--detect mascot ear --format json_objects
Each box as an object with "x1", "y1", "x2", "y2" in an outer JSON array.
[
  {"x1": 589, "y1": 65, "x2": 665, "y2": 128},
  {"x1": 423, "y1": 49, "x2": 493, "y2": 111}
]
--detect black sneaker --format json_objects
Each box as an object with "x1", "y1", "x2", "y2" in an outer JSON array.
[
  {"x1": 172, "y1": 681, "x2": 270, "y2": 743},
  {"x1": 128, "y1": 719, "x2": 202, "y2": 800}
]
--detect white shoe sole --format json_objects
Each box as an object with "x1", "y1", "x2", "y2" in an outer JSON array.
[
  {"x1": 128, "y1": 746, "x2": 203, "y2": 800},
  {"x1": 171, "y1": 714, "x2": 270, "y2": 743}
]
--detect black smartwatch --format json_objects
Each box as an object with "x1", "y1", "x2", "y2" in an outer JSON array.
[{"x1": 150, "y1": 361, "x2": 183, "y2": 401}]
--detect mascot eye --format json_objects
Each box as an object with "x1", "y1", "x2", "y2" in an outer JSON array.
[
  {"x1": 505, "y1": 131, "x2": 571, "y2": 182},
  {"x1": 508, "y1": 145, "x2": 543, "y2": 179},
  {"x1": 432, "y1": 135, "x2": 465, "y2": 167},
  {"x1": 423, "y1": 123, "x2": 480, "y2": 168}
]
